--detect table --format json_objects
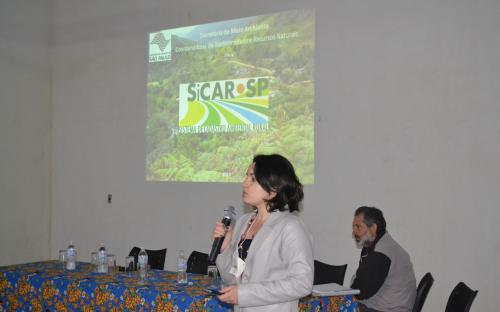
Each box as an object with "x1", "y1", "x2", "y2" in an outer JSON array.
[{"x1": 0, "y1": 261, "x2": 358, "y2": 311}]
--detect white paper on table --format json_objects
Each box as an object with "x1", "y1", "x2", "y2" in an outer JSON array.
[{"x1": 312, "y1": 283, "x2": 360, "y2": 296}]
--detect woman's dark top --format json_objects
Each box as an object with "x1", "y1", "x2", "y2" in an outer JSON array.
[{"x1": 238, "y1": 239, "x2": 253, "y2": 261}]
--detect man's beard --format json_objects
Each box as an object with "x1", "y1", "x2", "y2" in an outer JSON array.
[{"x1": 354, "y1": 231, "x2": 375, "y2": 249}]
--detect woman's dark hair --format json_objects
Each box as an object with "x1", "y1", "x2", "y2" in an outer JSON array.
[
  {"x1": 252, "y1": 154, "x2": 304, "y2": 212},
  {"x1": 355, "y1": 206, "x2": 387, "y2": 236}
]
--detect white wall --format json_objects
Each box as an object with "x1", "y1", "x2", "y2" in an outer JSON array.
[
  {"x1": 2, "y1": 0, "x2": 499, "y2": 311},
  {"x1": 0, "y1": 0, "x2": 51, "y2": 265}
]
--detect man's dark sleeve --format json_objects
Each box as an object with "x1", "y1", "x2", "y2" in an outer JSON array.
[{"x1": 351, "y1": 252, "x2": 391, "y2": 300}]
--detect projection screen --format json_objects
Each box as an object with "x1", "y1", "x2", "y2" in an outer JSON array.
[{"x1": 147, "y1": 8, "x2": 315, "y2": 183}]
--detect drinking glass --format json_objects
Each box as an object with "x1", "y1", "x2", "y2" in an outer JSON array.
[
  {"x1": 107, "y1": 254, "x2": 117, "y2": 274},
  {"x1": 207, "y1": 265, "x2": 220, "y2": 289},
  {"x1": 90, "y1": 252, "x2": 98, "y2": 272},
  {"x1": 124, "y1": 256, "x2": 135, "y2": 274},
  {"x1": 59, "y1": 249, "x2": 67, "y2": 268}
]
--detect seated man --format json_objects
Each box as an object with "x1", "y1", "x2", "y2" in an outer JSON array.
[{"x1": 351, "y1": 206, "x2": 416, "y2": 312}]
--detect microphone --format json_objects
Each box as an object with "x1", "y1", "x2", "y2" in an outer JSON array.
[{"x1": 208, "y1": 206, "x2": 235, "y2": 264}]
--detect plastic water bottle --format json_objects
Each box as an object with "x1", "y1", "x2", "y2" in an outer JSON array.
[
  {"x1": 97, "y1": 243, "x2": 108, "y2": 273},
  {"x1": 177, "y1": 250, "x2": 187, "y2": 284},
  {"x1": 66, "y1": 241, "x2": 77, "y2": 270},
  {"x1": 138, "y1": 247, "x2": 148, "y2": 281}
]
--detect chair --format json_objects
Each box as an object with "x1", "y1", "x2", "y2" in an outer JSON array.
[
  {"x1": 313, "y1": 260, "x2": 347, "y2": 285},
  {"x1": 412, "y1": 272, "x2": 434, "y2": 312},
  {"x1": 129, "y1": 246, "x2": 167, "y2": 270},
  {"x1": 445, "y1": 282, "x2": 478, "y2": 312},
  {"x1": 187, "y1": 250, "x2": 209, "y2": 274}
]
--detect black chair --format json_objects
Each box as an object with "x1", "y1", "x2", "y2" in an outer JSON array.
[
  {"x1": 445, "y1": 282, "x2": 478, "y2": 312},
  {"x1": 412, "y1": 272, "x2": 434, "y2": 312},
  {"x1": 187, "y1": 250, "x2": 209, "y2": 274},
  {"x1": 313, "y1": 260, "x2": 347, "y2": 285},
  {"x1": 129, "y1": 246, "x2": 167, "y2": 270}
]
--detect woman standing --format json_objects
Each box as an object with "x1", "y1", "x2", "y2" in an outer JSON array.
[{"x1": 211, "y1": 154, "x2": 314, "y2": 311}]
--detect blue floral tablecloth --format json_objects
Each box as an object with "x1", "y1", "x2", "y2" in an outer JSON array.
[{"x1": 0, "y1": 261, "x2": 358, "y2": 312}]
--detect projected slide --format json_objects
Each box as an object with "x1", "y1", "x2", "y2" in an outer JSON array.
[{"x1": 147, "y1": 8, "x2": 315, "y2": 183}]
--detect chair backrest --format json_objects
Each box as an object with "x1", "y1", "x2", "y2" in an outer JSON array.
[
  {"x1": 187, "y1": 250, "x2": 209, "y2": 274},
  {"x1": 445, "y1": 282, "x2": 478, "y2": 312},
  {"x1": 313, "y1": 260, "x2": 347, "y2": 285},
  {"x1": 412, "y1": 272, "x2": 434, "y2": 312},
  {"x1": 129, "y1": 246, "x2": 167, "y2": 270}
]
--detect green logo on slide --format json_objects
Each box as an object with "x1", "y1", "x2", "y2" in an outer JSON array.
[
  {"x1": 149, "y1": 31, "x2": 171, "y2": 63},
  {"x1": 178, "y1": 77, "x2": 269, "y2": 133}
]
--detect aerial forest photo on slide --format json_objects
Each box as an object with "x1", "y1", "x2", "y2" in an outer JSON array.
[{"x1": 147, "y1": 8, "x2": 315, "y2": 183}]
